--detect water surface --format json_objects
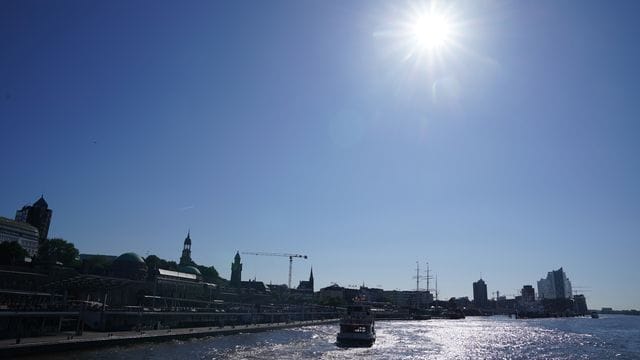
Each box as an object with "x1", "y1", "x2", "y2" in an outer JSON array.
[{"x1": 25, "y1": 315, "x2": 640, "y2": 359}]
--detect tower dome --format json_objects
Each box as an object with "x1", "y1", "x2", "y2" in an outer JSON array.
[
  {"x1": 111, "y1": 252, "x2": 148, "y2": 280},
  {"x1": 179, "y1": 265, "x2": 202, "y2": 276}
]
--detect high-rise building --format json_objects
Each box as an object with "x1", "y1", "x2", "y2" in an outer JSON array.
[
  {"x1": 0, "y1": 217, "x2": 40, "y2": 256},
  {"x1": 179, "y1": 231, "x2": 193, "y2": 266},
  {"x1": 537, "y1": 267, "x2": 572, "y2": 299},
  {"x1": 15, "y1": 196, "x2": 52, "y2": 242},
  {"x1": 473, "y1": 278, "x2": 488, "y2": 307},
  {"x1": 521, "y1": 285, "x2": 535, "y2": 303},
  {"x1": 230, "y1": 251, "x2": 242, "y2": 287},
  {"x1": 573, "y1": 294, "x2": 588, "y2": 315}
]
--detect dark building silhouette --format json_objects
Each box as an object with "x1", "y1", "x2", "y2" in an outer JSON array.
[
  {"x1": 230, "y1": 251, "x2": 242, "y2": 287},
  {"x1": 0, "y1": 216, "x2": 40, "y2": 256},
  {"x1": 297, "y1": 268, "x2": 314, "y2": 292},
  {"x1": 552, "y1": 268, "x2": 566, "y2": 298},
  {"x1": 537, "y1": 267, "x2": 572, "y2": 299},
  {"x1": 473, "y1": 278, "x2": 488, "y2": 307},
  {"x1": 177, "y1": 264, "x2": 202, "y2": 281},
  {"x1": 521, "y1": 285, "x2": 535, "y2": 303},
  {"x1": 15, "y1": 195, "x2": 52, "y2": 242},
  {"x1": 110, "y1": 252, "x2": 148, "y2": 281},
  {"x1": 573, "y1": 294, "x2": 588, "y2": 315},
  {"x1": 179, "y1": 231, "x2": 193, "y2": 266}
]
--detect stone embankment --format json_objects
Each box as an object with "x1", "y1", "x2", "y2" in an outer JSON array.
[{"x1": 0, "y1": 318, "x2": 339, "y2": 358}]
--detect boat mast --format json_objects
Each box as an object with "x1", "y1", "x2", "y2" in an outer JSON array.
[
  {"x1": 416, "y1": 261, "x2": 420, "y2": 308},
  {"x1": 425, "y1": 262, "x2": 433, "y2": 301},
  {"x1": 416, "y1": 261, "x2": 420, "y2": 292},
  {"x1": 426, "y1": 262, "x2": 430, "y2": 295}
]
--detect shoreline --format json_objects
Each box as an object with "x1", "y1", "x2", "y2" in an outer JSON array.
[{"x1": 0, "y1": 318, "x2": 339, "y2": 358}]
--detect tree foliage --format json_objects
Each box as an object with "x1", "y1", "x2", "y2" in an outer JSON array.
[
  {"x1": 80, "y1": 255, "x2": 112, "y2": 275},
  {"x1": 195, "y1": 264, "x2": 220, "y2": 283},
  {"x1": 144, "y1": 254, "x2": 178, "y2": 271},
  {"x1": 37, "y1": 238, "x2": 80, "y2": 266},
  {"x1": 0, "y1": 241, "x2": 29, "y2": 265}
]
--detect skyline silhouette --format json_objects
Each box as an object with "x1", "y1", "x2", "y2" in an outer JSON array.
[{"x1": 2, "y1": 1, "x2": 639, "y2": 310}]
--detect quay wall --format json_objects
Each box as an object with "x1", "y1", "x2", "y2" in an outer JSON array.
[{"x1": 0, "y1": 318, "x2": 339, "y2": 358}]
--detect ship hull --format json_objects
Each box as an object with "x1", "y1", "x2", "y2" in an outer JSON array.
[{"x1": 336, "y1": 333, "x2": 376, "y2": 347}]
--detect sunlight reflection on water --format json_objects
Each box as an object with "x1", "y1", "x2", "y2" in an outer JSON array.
[{"x1": 22, "y1": 315, "x2": 640, "y2": 360}]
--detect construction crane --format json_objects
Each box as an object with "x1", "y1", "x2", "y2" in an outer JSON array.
[{"x1": 241, "y1": 252, "x2": 308, "y2": 289}]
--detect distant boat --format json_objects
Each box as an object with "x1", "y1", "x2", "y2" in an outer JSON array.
[
  {"x1": 591, "y1": 312, "x2": 599, "y2": 319},
  {"x1": 336, "y1": 304, "x2": 376, "y2": 347}
]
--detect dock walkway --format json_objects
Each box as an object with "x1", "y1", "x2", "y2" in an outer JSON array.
[{"x1": 0, "y1": 318, "x2": 339, "y2": 358}]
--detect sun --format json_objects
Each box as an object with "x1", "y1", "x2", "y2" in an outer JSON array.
[
  {"x1": 374, "y1": 2, "x2": 467, "y2": 68},
  {"x1": 411, "y1": 13, "x2": 452, "y2": 51}
]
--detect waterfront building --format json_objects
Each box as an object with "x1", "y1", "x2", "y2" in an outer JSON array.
[
  {"x1": 473, "y1": 278, "x2": 488, "y2": 307},
  {"x1": 179, "y1": 231, "x2": 194, "y2": 266},
  {"x1": 178, "y1": 264, "x2": 203, "y2": 280},
  {"x1": 359, "y1": 286, "x2": 385, "y2": 303},
  {"x1": 110, "y1": 252, "x2": 149, "y2": 281},
  {"x1": 537, "y1": 267, "x2": 572, "y2": 299},
  {"x1": 0, "y1": 217, "x2": 40, "y2": 256},
  {"x1": 573, "y1": 294, "x2": 588, "y2": 315},
  {"x1": 382, "y1": 289, "x2": 433, "y2": 308},
  {"x1": 319, "y1": 284, "x2": 346, "y2": 303},
  {"x1": 521, "y1": 285, "x2": 535, "y2": 303},
  {"x1": 455, "y1": 297, "x2": 473, "y2": 309},
  {"x1": 150, "y1": 268, "x2": 215, "y2": 308},
  {"x1": 230, "y1": 251, "x2": 242, "y2": 287},
  {"x1": 15, "y1": 196, "x2": 52, "y2": 242},
  {"x1": 240, "y1": 280, "x2": 268, "y2": 293}
]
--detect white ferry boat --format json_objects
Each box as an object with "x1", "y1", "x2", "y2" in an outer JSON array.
[{"x1": 336, "y1": 304, "x2": 376, "y2": 347}]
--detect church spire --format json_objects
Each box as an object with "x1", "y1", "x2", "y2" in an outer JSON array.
[{"x1": 179, "y1": 230, "x2": 193, "y2": 266}]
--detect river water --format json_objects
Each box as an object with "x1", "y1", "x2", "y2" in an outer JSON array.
[{"x1": 27, "y1": 315, "x2": 640, "y2": 359}]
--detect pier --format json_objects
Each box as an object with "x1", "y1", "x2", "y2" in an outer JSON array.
[{"x1": 0, "y1": 318, "x2": 339, "y2": 358}]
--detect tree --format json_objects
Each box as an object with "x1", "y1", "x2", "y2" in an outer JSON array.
[
  {"x1": 37, "y1": 238, "x2": 80, "y2": 267},
  {"x1": 81, "y1": 255, "x2": 111, "y2": 275},
  {"x1": 196, "y1": 265, "x2": 220, "y2": 283},
  {"x1": 144, "y1": 254, "x2": 178, "y2": 271},
  {"x1": 144, "y1": 254, "x2": 162, "y2": 271},
  {"x1": 0, "y1": 241, "x2": 29, "y2": 265}
]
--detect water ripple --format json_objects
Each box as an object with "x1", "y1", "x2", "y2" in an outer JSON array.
[{"x1": 21, "y1": 315, "x2": 640, "y2": 360}]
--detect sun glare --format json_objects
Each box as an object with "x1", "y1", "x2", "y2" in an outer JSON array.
[
  {"x1": 375, "y1": 2, "x2": 467, "y2": 68},
  {"x1": 412, "y1": 13, "x2": 452, "y2": 50}
]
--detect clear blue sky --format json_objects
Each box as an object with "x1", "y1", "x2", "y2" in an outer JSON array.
[{"x1": 2, "y1": 1, "x2": 639, "y2": 310}]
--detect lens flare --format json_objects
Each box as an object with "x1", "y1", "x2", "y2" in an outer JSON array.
[{"x1": 412, "y1": 13, "x2": 452, "y2": 50}]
